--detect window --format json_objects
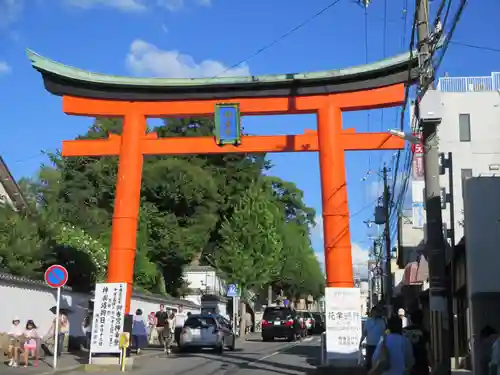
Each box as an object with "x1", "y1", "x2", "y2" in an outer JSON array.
[
  {"x1": 461, "y1": 169, "x2": 473, "y2": 196},
  {"x1": 459, "y1": 114, "x2": 471, "y2": 142}
]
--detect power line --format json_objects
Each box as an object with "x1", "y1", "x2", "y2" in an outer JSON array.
[
  {"x1": 363, "y1": 5, "x2": 373, "y2": 186},
  {"x1": 351, "y1": 197, "x2": 379, "y2": 218},
  {"x1": 388, "y1": 0, "x2": 420, "y2": 222},
  {"x1": 449, "y1": 40, "x2": 500, "y2": 53},
  {"x1": 214, "y1": 0, "x2": 344, "y2": 78}
]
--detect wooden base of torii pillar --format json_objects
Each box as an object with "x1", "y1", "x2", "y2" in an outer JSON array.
[{"x1": 60, "y1": 84, "x2": 405, "y2": 313}]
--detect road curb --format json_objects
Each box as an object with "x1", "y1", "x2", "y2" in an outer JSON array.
[{"x1": 36, "y1": 350, "x2": 162, "y2": 374}]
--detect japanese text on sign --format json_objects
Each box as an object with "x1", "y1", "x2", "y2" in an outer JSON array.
[
  {"x1": 324, "y1": 287, "x2": 362, "y2": 360},
  {"x1": 90, "y1": 282, "x2": 127, "y2": 354},
  {"x1": 225, "y1": 111, "x2": 232, "y2": 135}
]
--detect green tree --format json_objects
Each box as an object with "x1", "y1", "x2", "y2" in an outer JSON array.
[
  {"x1": 0, "y1": 115, "x2": 324, "y2": 299},
  {"x1": 213, "y1": 183, "x2": 283, "y2": 292},
  {"x1": 0, "y1": 206, "x2": 45, "y2": 276}
]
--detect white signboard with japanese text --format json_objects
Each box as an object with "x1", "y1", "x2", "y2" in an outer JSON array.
[
  {"x1": 90, "y1": 282, "x2": 127, "y2": 354},
  {"x1": 324, "y1": 287, "x2": 362, "y2": 361}
]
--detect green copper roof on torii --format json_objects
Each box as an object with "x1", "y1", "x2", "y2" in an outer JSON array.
[{"x1": 26, "y1": 49, "x2": 420, "y2": 101}]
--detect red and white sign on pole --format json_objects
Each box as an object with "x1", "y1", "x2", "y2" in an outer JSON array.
[
  {"x1": 44, "y1": 265, "x2": 69, "y2": 370},
  {"x1": 411, "y1": 132, "x2": 425, "y2": 180},
  {"x1": 411, "y1": 132, "x2": 424, "y2": 154}
]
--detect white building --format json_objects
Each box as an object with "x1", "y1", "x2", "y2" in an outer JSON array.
[
  {"x1": 0, "y1": 156, "x2": 28, "y2": 214},
  {"x1": 435, "y1": 72, "x2": 500, "y2": 243},
  {"x1": 182, "y1": 265, "x2": 229, "y2": 317},
  {"x1": 403, "y1": 72, "x2": 500, "y2": 283}
]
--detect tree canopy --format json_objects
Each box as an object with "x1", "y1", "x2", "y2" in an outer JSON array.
[{"x1": 0, "y1": 117, "x2": 324, "y2": 300}]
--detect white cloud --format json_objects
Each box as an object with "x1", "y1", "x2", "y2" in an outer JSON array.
[
  {"x1": 0, "y1": 60, "x2": 11, "y2": 75},
  {"x1": 311, "y1": 214, "x2": 369, "y2": 279},
  {"x1": 64, "y1": 0, "x2": 211, "y2": 12},
  {"x1": 64, "y1": 0, "x2": 148, "y2": 11},
  {"x1": 314, "y1": 243, "x2": 369, "y2": 279},
  {"x1": 310, "y1": 215, "x2": 323, "y2": 240},
  {"x1": 351, "y1": 243, "x2": 369, "y2": 279},
  {"x1": 125, "y1": 39, "x2": 250, "y2": 78},
  {"x1": 0, "y1": 0, "x2": 23, "y2": 27}
]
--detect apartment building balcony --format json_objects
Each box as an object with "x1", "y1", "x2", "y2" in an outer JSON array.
[{"x1": 437, "y1": 72, "x2": 500, "y2": 92}]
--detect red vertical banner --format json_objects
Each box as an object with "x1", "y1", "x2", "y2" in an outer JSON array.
[{"x1": 412, "y1": 132, "x2": 425, "y2": 180}]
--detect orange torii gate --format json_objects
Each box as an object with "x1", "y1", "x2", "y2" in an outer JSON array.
[{"x1": 28, "y1": 49, "x2": 417, "y2": 313}]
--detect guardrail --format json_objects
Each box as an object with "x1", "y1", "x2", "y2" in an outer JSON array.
[{"x1": 437, "y1": 72, "x2": 500, "y2": 92}]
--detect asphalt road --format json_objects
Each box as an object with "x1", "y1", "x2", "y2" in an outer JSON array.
[{"x1": 69, "y1": 335, "x2": 321, "y2": 375}]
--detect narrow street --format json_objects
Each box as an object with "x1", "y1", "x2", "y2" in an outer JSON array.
[{"x1": 67, "y1": 336, "x2": 320, "y2": 375}]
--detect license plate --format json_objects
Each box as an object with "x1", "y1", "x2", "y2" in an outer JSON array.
[{"x1": 274, "y1": 321, "x2": 281, "y2": 326}]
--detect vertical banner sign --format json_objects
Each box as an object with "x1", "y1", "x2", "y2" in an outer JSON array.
[
  {"x1": 324, "y1": 287, "x2": 362, "y2": 361},
  {"x1": 90, "y1": 283, "x2": 127, "y2": 354},
  {"x1": 412, "y1": 132, "x2": 425, "y2": 181},
  {"x1": 215, "y1": 103, "x2": 241, "y2": 145}
]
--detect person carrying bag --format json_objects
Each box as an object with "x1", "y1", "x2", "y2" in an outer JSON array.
[
  {"x1": 369, "y1": 334, "x2": 391, "y2": 375},
  {"x1": 370, "y1": 315, "x2": 414, "y2": 375}
]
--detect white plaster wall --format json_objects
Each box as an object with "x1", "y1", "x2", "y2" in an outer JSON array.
[
  {"x1": 184, "y1": 270, "x2": 226, "y2": 295},
  {"x1": 438, "y1": 92, "x2": 500, "y2": 243},
  {"x1": 0, "y1": 182, "x2": 13, "y2": 209},
  {"x1": 0, "y1": 282, "x2": 200, "y2": 337},
  {"x1": 0, "y1": 284, "x2": 88, "y2": 338}
]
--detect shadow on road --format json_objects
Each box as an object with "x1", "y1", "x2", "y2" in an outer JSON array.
[{"x1": 176, "y1": 341, "x2": 321, "y2": 375}]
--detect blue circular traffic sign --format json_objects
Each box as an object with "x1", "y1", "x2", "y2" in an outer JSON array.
[{"x1": 44, "y1": 265, "x2": 69, "y2": 288}]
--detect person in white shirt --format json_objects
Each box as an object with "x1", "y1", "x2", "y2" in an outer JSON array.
[
  {"x1": 360, "y1": 306, "x2": 386, "y2": 370},
  {"x1": 398, "y1": 308, "x2": 408, "y2": 328},
  {"x1": 174, "y1": 306, "x2": 187, "y2": 346},
  {"x1": 7, "y1": 316, "x2": 23, "y2": 367}
]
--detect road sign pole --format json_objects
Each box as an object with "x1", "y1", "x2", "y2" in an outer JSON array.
[
  {"x1": 53, "y1": 286, "x2": 61, "y2": 369},
  {"x1": 44, "y1": 264, "x2": 68, "y2": 370},
  {"x1": 233, "y1": 297, "x2": 237, "y2": 335}
]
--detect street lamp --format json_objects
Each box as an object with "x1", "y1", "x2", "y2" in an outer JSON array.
[{"x1": 388, "y1": 129, "x2": 421, "y2": 145}]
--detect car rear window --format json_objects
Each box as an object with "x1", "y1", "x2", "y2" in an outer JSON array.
[
  {"x1": 184, "y1": 317, "x2": 216, "y2": 329},
  {"x1": 263, "y1": 307, "x2": 293, "y2": 320},
  {"x1": 313, "y1": 313, "x2": 323, "y2": 321}
]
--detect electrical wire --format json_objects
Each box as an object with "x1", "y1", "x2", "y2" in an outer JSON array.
[
  {"x1": 351, "y1": 197, "x2": 379, "y2": 218},
  {"x1": 420, "y1": 0, "x2": 468, "y2": 99},
  {"x1": 387, "y1": 0, "x2": 420, "y2": 225},
  {"x1": 364, "y1": 5, "x2": 372, "y2": 173},
  {"x1": 385, "y1": 0, "x2": 468, "y2": 239},
  {"x1": 448, "y1": 40, "x2": 500, "y2": 53},
  {"x1": 213, "y1": 0, "x2": 344, "y2": 78}
]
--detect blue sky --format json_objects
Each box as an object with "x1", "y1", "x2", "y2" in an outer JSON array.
[{"x1": 0, "y1": 0, "x2": 498, "y2": 273}]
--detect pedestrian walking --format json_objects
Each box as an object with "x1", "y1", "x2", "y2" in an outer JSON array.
[
  {"x1": 370, "y1": 315, "x2": 414, "y2": 375},
  {"x1": 360, "y1": 306, "x2": 386, "y2": 370}
]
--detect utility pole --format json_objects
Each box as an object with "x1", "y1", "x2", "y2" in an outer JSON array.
[
  {"x1": 416, "y1": 0, "x2": 451, "y2": 373},
  {"x1": 382, "y1": 166, "x2": 392, "y2": 316}
]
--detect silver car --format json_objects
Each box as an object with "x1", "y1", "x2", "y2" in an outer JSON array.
[{"x1": 179, "y1": 314, "x2": 236, "y2": 353}]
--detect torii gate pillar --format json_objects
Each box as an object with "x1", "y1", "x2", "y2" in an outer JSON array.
[{"x1": 318, "y1": 102, "x2": 353, "y2": 287}]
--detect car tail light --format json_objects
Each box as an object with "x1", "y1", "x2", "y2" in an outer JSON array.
[
  {"x1": 262, "y1": 320, "x2": 271, "y2": 327},
  {"x1": 283, "y1": 319, "x2": 294, "y2": 327}
]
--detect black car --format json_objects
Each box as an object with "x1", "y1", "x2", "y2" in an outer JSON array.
[
  {"x1": 312, "y1": 313, "x2": 325, "y2": 334},
  {"x1": 261, "y1": 306, "x2": 301, "y2": 341}
]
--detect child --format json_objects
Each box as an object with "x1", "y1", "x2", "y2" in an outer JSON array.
[
  {"x1": 7, "y1": 317, "x2": 23, "y2": 367},
  {"x1": 23, "y1": 320, "x2": 39, "y2": 368}
]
